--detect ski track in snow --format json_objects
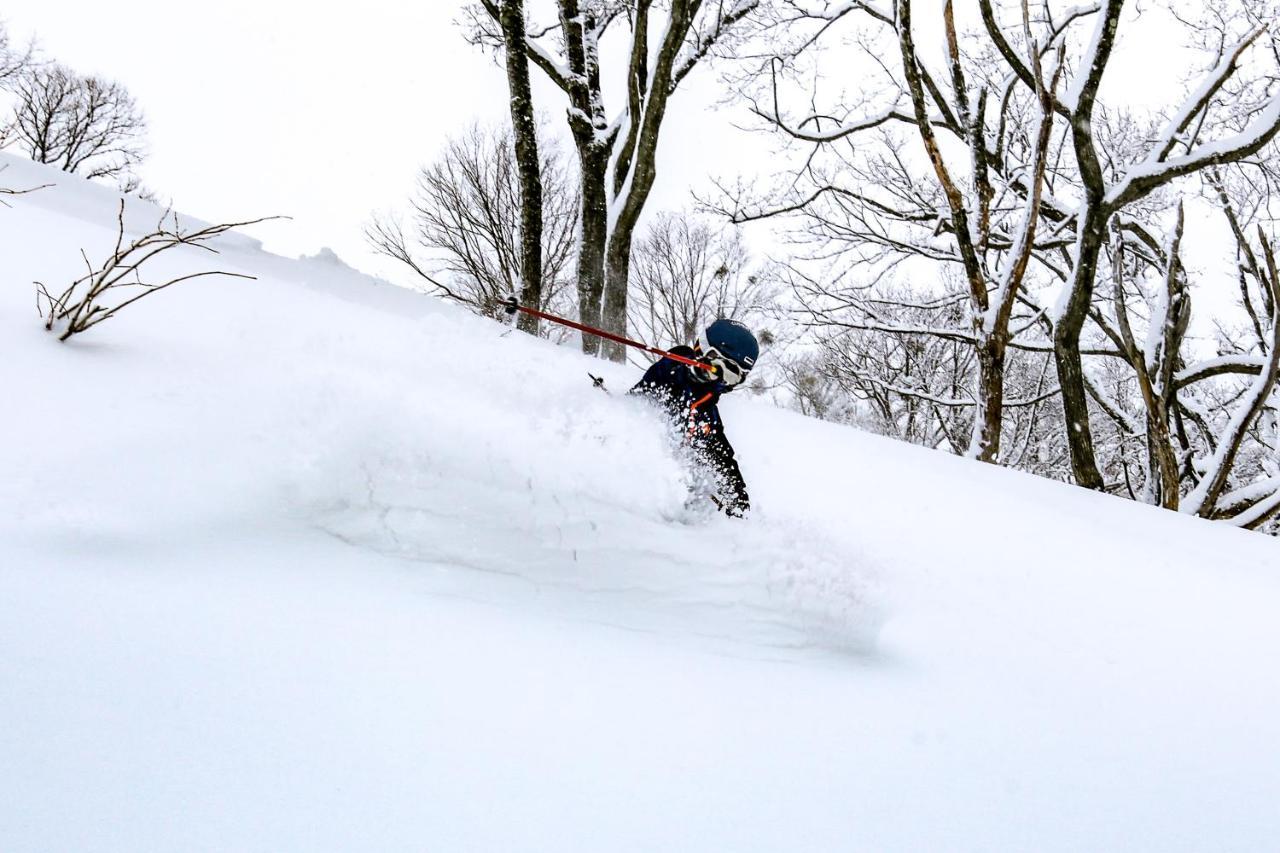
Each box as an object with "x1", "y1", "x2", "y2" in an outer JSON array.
[{"x1": 307, "y1": 414, "x2": 886, "y2": 660}]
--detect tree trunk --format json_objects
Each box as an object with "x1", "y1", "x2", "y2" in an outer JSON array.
[
  {"x1": 574, "y1": 145, "x2": 608, "y2": 355},
  {"x1": 595, "y1": 0, "x2": 696, "y2": 362},
  {"x1": 1112, "y1": 212, "x2": 1186, "y2": 510},
  {"x1": 1146, "y1": 400, "x2": 1181, "y2": 509},
  {"x1": 601, "y1": 226, "x2": 634, "y2": 361},
  {"x1": 497, "y1": 0, "x2": 544, "y2": 336},
  {"x1": 970, "y1": 337, "x2": 1006, "y2": 463},
  {"x1": 1053, "y1": 210, "x2": 1108, "y2": 490},
  {"x1": 1149, "y1": 237, "x2": 1190, "y2": 510},
  {"x1": 555, "y1": 0, "x2": 612, "y2": 355},
  {"x1": 1051, "y1": 1, "x2": 1123, "y2": 491}
]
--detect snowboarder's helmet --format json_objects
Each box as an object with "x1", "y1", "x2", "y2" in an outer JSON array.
[{"x1": 698, "y1": 318, "x2": 759, "y2": 388}]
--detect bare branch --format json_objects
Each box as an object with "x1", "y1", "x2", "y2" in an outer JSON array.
[{"x1": 37, "y1": 199, "x2": 279, "y2": 341}]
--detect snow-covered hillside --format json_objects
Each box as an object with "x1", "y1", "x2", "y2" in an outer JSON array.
[{"x1": 3, "y1": 154, "x2": 1279, "y2": 852}]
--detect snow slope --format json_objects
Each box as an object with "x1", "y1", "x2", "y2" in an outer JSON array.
[{"x1": 2, "y1": 153, "x2": 1278, "y2": 852}]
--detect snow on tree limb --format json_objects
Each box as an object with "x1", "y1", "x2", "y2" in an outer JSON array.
[
  {"x1": 1061, "y1": 0, "x2": 1123, "y2": 114},
  {"x1": 1230, "y1": 488, "x2": 1280, "y2": 530},
  {"x1": 1175, "y1": 355, "x2": 1270, "y2": 389},
  {"x1": 977, "y1": 0, "x2": 1101, "y2": 118},
  {"x1": 671, "y1": 0, "x2": 762, "y2": 92},
  {"x1": 1107, "y1": 96, "x2": 1280, "y2": 210},
  {"x1": 1153, "y1": 27, "x2": 1268, "y2": 163},
  {"x1": 774, "y1": 0, "x2": 893, "y2": 26},
  {"x1": 1214, "y1": 475, "x2": 1280, "y2": 526},
  {"x1": 1182, "y1": 231, "x2": 1280, "y2": 519},
  {"x1": 749, "y1": 98, "x2": 907, "y2": 143}
]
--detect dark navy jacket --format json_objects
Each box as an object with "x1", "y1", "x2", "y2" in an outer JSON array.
[{"x1": 628, "y1": 346, "x2": 750, "y2": 514}]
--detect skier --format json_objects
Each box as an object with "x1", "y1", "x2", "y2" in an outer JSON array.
[{"x1": 629, "y1": 319, "x2": 759, "y2": 518}]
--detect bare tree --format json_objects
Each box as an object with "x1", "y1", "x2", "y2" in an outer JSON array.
[
  {"x1": 8, "y1": 63, "x2": 147, "y2": 184},
  {"x1": 469, "y1": 0, "x2": 763, "y2": 359},
  {"x1": 783, "y1": 270, "x2": 1067, "y2": 466},
  {"x1": 495, "y1": 0, "x2": 546, "y2": 336},
  {"x1": 0, "y1": 21, "x2": 34, "y2": 85},
  {"x1": 629, "y1": 211, "x2": 777, "y2": 348},
  {"x1": 781, "y1": 353, "x2": 857, "y2": 423},
  {"x1": 367, "y1": 124, "x2": 579, "y2": 329},
  {"x1": 1015, "y1": 0, "x2": 1280, "y2": 490},
  {"x1": 724, "y1": 0, "x2": 1071, "y2": 463},
  {"x1": 807, "y1": 300, "x2": 978, "y2": 452},
  {"x1": 721, "y1": 0, "x2": 1280, "y2": 500},
  {"x1": 899, "y1": 0, "x2": 1063, "y2": 463},
  {"x1": 0, "y1": 21, "x2": 37, "y2": 148},
  {"x1": 36, "y1": 200, "x2": 275, "y2": 341}
]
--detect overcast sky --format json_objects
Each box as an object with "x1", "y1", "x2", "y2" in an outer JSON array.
[
  {"x1": 0, "y1": 0, "x2": 777, "y2": 287},
  {"x1": 1, "y1": 2, "x2": 519, "y2": 281},
  {"x1": 0, "y1": 0, "x2": 1247, "y2": 313}
]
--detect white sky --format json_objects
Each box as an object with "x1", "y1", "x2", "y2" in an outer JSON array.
[
  {"x1": 0, "y1": 0, "x2": 1258, "y2": 335},
  {"x1": 0, "y1": 0, "x2": 774, "y2": 287}
]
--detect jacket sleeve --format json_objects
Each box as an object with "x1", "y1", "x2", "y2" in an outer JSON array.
[
  {"x1": 629, "y1": 358, "x2": 679, "y2": 396},
  {"x1": 628, "y1": 347, "x2": 698, "y2": 415}
]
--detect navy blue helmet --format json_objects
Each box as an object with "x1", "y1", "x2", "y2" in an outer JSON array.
[{"x1": 696, "y1": 318, "x2": 759, "y2": 390}]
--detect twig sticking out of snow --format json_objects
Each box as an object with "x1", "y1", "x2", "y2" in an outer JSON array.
[
  {"x1": 0, "y1": 163, "x2": 51, "y2": 208},
  {"x1": 35, "y1": 198, "x2": 282, "y2": 342}
]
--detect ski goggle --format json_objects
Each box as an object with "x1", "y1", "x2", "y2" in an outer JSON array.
[{"x1": 705, "y1": 348, "x2": 747, "y2": 387}]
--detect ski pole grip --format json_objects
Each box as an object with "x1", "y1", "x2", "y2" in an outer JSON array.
[{"x1": 502, "y1": 296, "x2": 519, "y2": 316}]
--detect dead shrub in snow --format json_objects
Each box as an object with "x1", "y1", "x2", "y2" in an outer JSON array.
[{"x1": 36, "y1": 199, "x2": 274, "y2": 341}]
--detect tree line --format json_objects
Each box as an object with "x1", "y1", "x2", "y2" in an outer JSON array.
[
  {"x1": 4, "y1": 7, "x2": 1275, "y2": 531},
  {"x1": 386, "y1": 0, "x2": 1280, "y2": 533}
]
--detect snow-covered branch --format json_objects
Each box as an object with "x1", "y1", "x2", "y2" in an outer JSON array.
[
  {"x1": 671, "y1": 0, "x2": 763, "y2": 91},
  {"x1": 750, "y1": 98, "x2": 908, "y2": 143},
  {"x1": 1108, "y1": 92, "x2": 1280, "y2": 211},
  {"x1": 1061, "y1": 0, "x2": 1123, "y2": 114},
  {"x1": 773, "y1": 0, "x2": 893, "y2": 26},
  {"x1": 1154, "y1": 27, "x2": 1268, "y2": 163},
  {"x1": 978, "y1": 0, "x2": 1101, "y2": 118},
  {"x1": 1183, "y1": 231, "x2": 1280, "y2": 519},
  {"x1": 1175, "y1": 355, "x2": 1270, "y2": 389}
]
